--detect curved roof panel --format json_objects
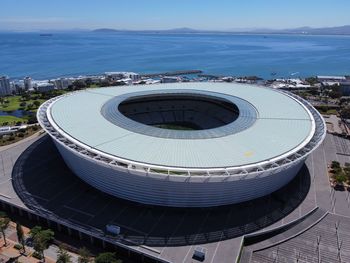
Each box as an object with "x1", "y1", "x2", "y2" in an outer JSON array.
[{"x1": 50, "y1": 82, "x2": 314, "y2": 168}]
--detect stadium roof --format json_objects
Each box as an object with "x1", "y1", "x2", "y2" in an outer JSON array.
[{"x1": 49, "y1": 82, "x2": 314, "y2": 169}]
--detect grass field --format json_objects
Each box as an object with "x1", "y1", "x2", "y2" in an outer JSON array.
[
  {"x1": 0, "y1": 96, "x2": 45, "y2": 112},
  {"x1": 0, "y1": 115, "x2": 26, "y2": 126}
]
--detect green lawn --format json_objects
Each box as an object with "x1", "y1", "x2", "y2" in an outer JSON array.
[
  {"x1": 0, "y1": 115, "x2": 26, "y2": 126},
  {"x1": 88, "y1": 84, "x2": 101, "y2": 88},
  {"x1": 325, "y1": 109, "x2": 338, "y2": 115},
  {"x1": 0, "y1": 96, "x2": 45, "y2": 112},
  {"x1": 0, "y1": 96, "x2": 23, "y2": 111}
]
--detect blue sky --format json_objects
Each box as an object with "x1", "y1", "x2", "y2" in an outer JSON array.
[{"x1": 1, "y1": 0, "x2": 349, "y2": 31}]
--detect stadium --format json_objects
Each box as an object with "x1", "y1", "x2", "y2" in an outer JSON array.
[{"x1": 37, "y1": 82, "x2": 326, "y2": 207}]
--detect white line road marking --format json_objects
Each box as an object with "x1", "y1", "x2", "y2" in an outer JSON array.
[
  {"x1": 63, "y1": 205, "x2": 94, "y2": 218},
  {"x1": 210, "y1": 234, "x2": 224, "y2": 263}
]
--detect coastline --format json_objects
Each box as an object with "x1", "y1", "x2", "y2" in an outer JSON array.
[{"x1": 1, "y1": 33, "x2": 350, "y2": 80}]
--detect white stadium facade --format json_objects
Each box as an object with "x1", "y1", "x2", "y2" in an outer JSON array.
[{"x1": 38, "y1": 83, "x2": 326, "y2": 207}]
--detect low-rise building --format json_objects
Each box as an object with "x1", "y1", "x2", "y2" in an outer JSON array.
[
  {"x1": 105, "y1": 72, "x2": 140, "y2": 82},
  {"x1": 161, "y1": 76, "x2": 180, "y2": 83},
  {"x1": 126, "y1": 72, "x2": 140, "y2": 81},
  {"x1": 53, "y1": 78, "x2": 72, "y2": 89},
  {"x1": 317, "y1": 75, "x2": 346, "y2": 82},
  {"x1": 34, "y1": 81, "x2": 55, "y2": 92}
]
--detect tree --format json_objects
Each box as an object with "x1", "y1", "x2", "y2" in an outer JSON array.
[
  {"x1": 78, "y1": 247, "x2": 91, "y2": 263},
  {"x1": 30, "y1": 226, "x2": 54, "y2": 262},
  {"x1": 16, "y1": 222, "x2": 26, "y2": 253},
  {"x1": 56, "y1": 245, "x2": 72, "y2": 263},
  {"x1": 94, "y1": 252, "x2": 122, "y2": 263},
  {"x1": 27, "y1": 115, "x2": 38, "y2": 124},
  {"x1": 33, "y1": 100, "x2": 41, "y2": 108},
  {"x1": 72, "y1": 80, "x2": 87, "y2": 90},
  {"x1": 22, "y1": 94, "x2": 30, "y2": 101},
  {"x1": 331, "y1": 161, "x2": 341, "y2": 170},
  {"x1": 341, "y1": 106, "x2": 350, "y2": 119},
  {"x1": 33, "y1": 234, "x2": 46, "y2": 261},
  {"x1": 29, "y1": 226, "x2": 42, "y2": 238},
  {"x1": 85, "y1": 78, "x2": 93, "y2": 86},
  {"x1": 335, "y1": 173, "x2": 347, "y2": 184},
  {"x1": 329, "y1": 89, "x2": 342, "y2": 99},
  {"x1": 305, "y1": 77, "x2": 319, "y2": 85},
  {"x1": 100, "y1": 80, "x2": 111, "y2": 87},
  {"x1": 19, "y1": 102, "x2": 27, "y2": 108},
  {"x1": 0, "y1": 211, "x2": 10, "y2": 246}
]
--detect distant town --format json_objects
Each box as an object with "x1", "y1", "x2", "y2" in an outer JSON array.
[{"x1": 1, "y1": 70, "x2": 349, "y2": 96}]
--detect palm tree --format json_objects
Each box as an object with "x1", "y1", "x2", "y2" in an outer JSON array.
[
  {"x1": 0, "y1": 212, "x2": 10, "y2": 246},
  {"x1": 16, "y1": 222, "x2": 26, "y2": 253},
  {"x1": 30, "y1": 226, "x2": 54, "y2": 262},
  {"x1": 78, "y1": 247, "x2": 91, "y2": 263},
  {"x1": 34, "y1": 235, "x2": 47, "y2": 261},
  {"x1": 56, "y1": 245, "x2": 72, "y2": 263},
  {"x1": 94, "y1": 252, "x2": 121, "y2": 263}
]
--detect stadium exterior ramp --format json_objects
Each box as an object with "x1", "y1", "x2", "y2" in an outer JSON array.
[{"x1": 37, "y1": 83, "x2": 326, "y2": 207}]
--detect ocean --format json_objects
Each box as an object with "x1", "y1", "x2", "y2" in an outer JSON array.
[{"x1": 1, "y1": 32, "x2": 350, "y2": 80}]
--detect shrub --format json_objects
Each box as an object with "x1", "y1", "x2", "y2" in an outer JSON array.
[
  {"x1": 335, "y1": 174, "x2": 347, "y2": 184},
  {"x1": 331, "y1": 161, "x2": 341, "y2": 169},
  {"x1": 331, "y1": 167, "x2": 342, "y2": 175},
  {"x1": 94, "y1": 252, "x2": 122, "y2": 263},
  {"x1": 32, "y1": 251, "x2": 43, "y2": 260},
  {"x1": 27, "y1": 115, "x2": 37, "y2": 124},
  {"x1": 14, "y1": 243, "x2": 23, "y2": 250}
]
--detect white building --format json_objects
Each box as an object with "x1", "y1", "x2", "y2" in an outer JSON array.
[
  {"x1": 105, "y1": 72, "x2": 140, "y2": 82},
  {"x1": 126, "y1": 72, "x2": 140, "y2": 81},
  {"x1": 161, "y1": 76, "x2": 180, "y2": 83},
  {"x1": 317, "y1": 76, "x2": 346, "y2": 82},
  {"x1": 34, "y1": 81, "x2": 55, "y2": 93},
  {"x1": 53, "y1": 78, "x2": 72, "y2": 90},
  {"x1": 116, "y1": 78, "x2": 132, "y2": 85},
  {"x1": 24, "y1": 77, "x2": 33, "y2": 90},
  {"x1": 0, "y1": 76, "x2": 12, "y2": 96}
]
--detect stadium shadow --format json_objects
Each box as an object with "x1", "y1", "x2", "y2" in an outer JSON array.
[{"x1": 12, "y1": 136, "x2": 311, "y2": 247}]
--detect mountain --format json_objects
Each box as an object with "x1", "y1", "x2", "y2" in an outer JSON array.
[
  {"x1": 92, "y1": 27, "x2": 203, "y2": 34},
  {"x1": 92, "y1": 25, "x2": 350, "y2": 35},
  {"x1": 93, "y1": 28, "x2": 123, "y2": 33},
  {"x1": 161, "y1": 27, "x2": 201, "y2": 33},
  {"x1": 289, "y1": 25, "x2": 350, "y2": 35}
]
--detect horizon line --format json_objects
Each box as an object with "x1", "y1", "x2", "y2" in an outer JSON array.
[{"x1": 1, "y1": 24, "x2": 350, "y2": 33}]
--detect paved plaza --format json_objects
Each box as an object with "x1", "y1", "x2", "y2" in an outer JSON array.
[{"x1": 241, "y1": 133, "x2": 350, "y2": 263}]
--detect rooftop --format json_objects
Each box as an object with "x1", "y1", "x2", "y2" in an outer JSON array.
[{"x1": 49, "y1": 82, "x2": 314, "y2": 169}]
